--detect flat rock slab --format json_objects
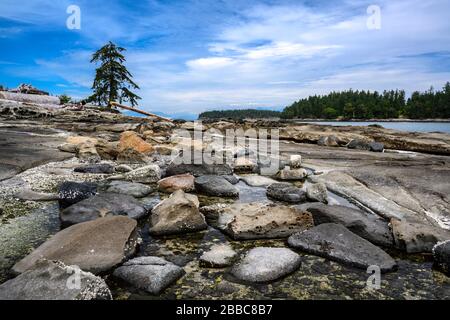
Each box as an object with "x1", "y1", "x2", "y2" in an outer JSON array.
[
  {"x1": 165, "y1": 163, "x2": 233, "y2": 177},
  {"x1": 240, "y1": 175, "x2": 278, "y2": 187},
  {"x1": 288, "y1": 223, "x2": 397, "y2": 273},
  {"x1": 391, "y1": 219, "x2": 450, "y2": 253},
  {"x1": 113, "y1": 256, "x2": 185, "y2": 295},
  {"x1": 13, "y1": 216, "x2": 138, "y2": 275},
  {"x1": 60, "y1": 192, "x2": 148, "y2": 226},
  {"x1": 266, "y1": 183, "x2": 307, "y2": 203},
  {"x1": 231, "y1": 247, "x2": 301, "y2": 283},
  {"x1": 201, "y1": 202, "x2": 313, "y2": 240},
  {"x1": 108, "y1": 164, "x2": 161, "y2": 184},
  {"x1": 0, "y1": 260, "x2": 112, "y2": 300},
  {"x1": 74, "y1": 163, "x2": 114, "y2": 174},
  {"x1": 14, "y1": 188, "x2": 59, "y2": 201},
  {"x1": 200, "y1": 244, "x2": 237, "y2": 268},
  {"x1": 194, "y1": 175, "x2": 239, "y2": 197},
  {"x1": 106, "y1": 181, "x2": 153, "y2": 198},
  {"x1": 300, "y1": 203, "x2": 394, "y2": 247}
]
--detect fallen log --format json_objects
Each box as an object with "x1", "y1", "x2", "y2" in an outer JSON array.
[{"x1": 110, "y1": 101, "x2": 173, "y2": 122}]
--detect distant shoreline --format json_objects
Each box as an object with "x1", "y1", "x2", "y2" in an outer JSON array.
[{"x1": 291, "y1": 119, "x2": 450, "y2": 123}]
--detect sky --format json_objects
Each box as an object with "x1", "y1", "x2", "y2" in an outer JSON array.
[{"x1": 1, "y1": 0, "x2": 450, "y2": 118}]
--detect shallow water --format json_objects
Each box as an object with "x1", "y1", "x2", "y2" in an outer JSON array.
[{"x1": 297, "y1": 121, "x2": 450, "y2": 133}]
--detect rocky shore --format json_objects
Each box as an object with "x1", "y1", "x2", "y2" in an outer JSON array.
[{"x1": 0, "y1": 100, "x2": 449, "y2": 300}]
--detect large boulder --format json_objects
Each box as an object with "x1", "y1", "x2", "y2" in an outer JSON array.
[
  {"x1": 0, "y1": 260, "x2": 112, "y2": 300},
  {"x1": 305, "y1": 183, "x2": 328, "y2": 204},
  {"x1": 60, "y1": 193, "x2": 148, "y2": 227},
  {"x1": 58, "y1": 181, "x2": 97, "y2": 209},
  {"x1": 194, "y1": 175, "x2": 239, "y2": 198},
  {"x1": 199, "y1": 244, "x2": 237, "y2": 268},
  {"x1": 390, "y1": 219, "x2": 450, "y2": 253},
  {"x1": 108, "y1": 164, "x2": 161, "y2": 184},
  {"x1": 157, "y1": 174, "x2": 195, "y2": 193},
  {"x1": 347, "y1": 139, "x2": 371, "y2": 150},
  {"x1": 288, "y1": 223, "x2": 397, "y2": 272},
  {"x1": 165, "y1": 163, "x2": 233, "y2": 177},
  {"x1": 113, "y1": 256, "x2": 184, "y2": 295},
  {"x1": 432, "y1": 240, "x2": 450, "y2": 275},
  {"x1": 149, "y1": 190, "x2": 207, "y2": 235},
  {"x1": 277, "y1": 167, "x2": 307, "y2": 180},
  {"x1": 369, "y1": 142, "x2": 384, "y2": 152},
  {"x1": 266, "y1": 183, "x2": 307, "y2": 203},
  {"x1": 301, "y1": 203, "x2": 394, "y2": 247},
  {"x1": 106, "y1": 181, "x2": 153, "y2": 198},
  {"x1": 200, "y1": 202, "x2": 313, "y2": 240},
  {"x1": 13, "y1": 216, "x2": 138, "y2": 275},
  {"x1": 230, "y1": 247, "x2": 301, "y2": 283},
  {"x1": 117, "y1": 131, "x2": 154, "y2": 163},
  {"x1": 240, "y1": 175, "x2": 278, "y2": 187},
  {"x1": 74, "y1": 163, "x2": 114, "y2": 174}
]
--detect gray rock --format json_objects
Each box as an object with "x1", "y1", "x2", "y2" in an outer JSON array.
[
  {"x1": 391, "y1": 219, "x2": 450, "y2": 253},
  {"x1": 288, "y1": 223, "x2": 397, "y2": 272},
  {"x1": 165, "y1": 163, "x2": 233, "y2": 177},
  {"x1": 13, "y1": 216, "x2": 138, "y2": 274},
  {"x1": 113, "y1": 256, "x2": 185, "y2": 295},
  {"x1": 231, "y1": 247, "x2": 301, "y2": 283},
  {"x1": 194, "y1": 175, "x2": 239, "y2": 198},
  {"x1": 150, "y1": 190, "x2": 207, "y2": 235},
  {"x1": 221, "y1": 174, "x2": 239, "y2": 185},
  {"x1": 108, "y1": 164, "x2": 161, "y2": 184},
  {"x1": 0, "y1": 260, "x2": 112, "y2": 300},
  {"x1": 289, "y1": 155, "x2": 302, "y2": 168},
  {"x1": 432, "y1": 240, "x2": 450, "y2": 274},
  {"x1": 267, "y1": 183, "x2": 307, "y2": 203},
  {"x1": 200, "y1": 244, "x2": 237, "y2": 268},
  {"x1": 240, "y1": 175, "x2": 278, "y2": 187},
  {"x1": 347, "y1": 139, "x2": 371, "y2": 150},
  {"x1": 58, "y1": 181, "x2": 97, "y2": 209},
  {"x1": 301, "y1": 203, "x2": 394, "y2": 247},
  {"x1": 15, "y1": 188, "x2": 59, "y2": 201},
  {"x1": 318, "y1": 135, "x2": 340, "y2": 147},
  {"x1": 60, "y1": 193, "x2": 147, "y2": 227},
  {"x1": 114, "y1": 164, "x2": 133, "y2": 173},
  {"x1": 369, "y1": 142, "x2": 384, "y2": 152},
  {"x1": 106, "y1": 181, "x2": 153, "y2": 198},
  {"x1": 305, "y1": 183, "x2": 328, "y2": 204},
  {"x1": 277, "y1": 167, "x2": 308, "y2": 180},
  {"x1": 74, "y1": 163, "x2": 114, "y2": 174}
]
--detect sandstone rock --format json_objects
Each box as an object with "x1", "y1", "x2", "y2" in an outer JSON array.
[
  {"x1": 113, "y1": 256, "x2": 184, "y2": 295},
  {"x1": 391, "y1": 219, "x2": 450, "y2": 253},
  {"x1": 194, "y1": 175, "x2": 239, "y2": 198},
  {"x1": 231, "y1": 247, "x2": 301, "y2": 283},
  {"x1": 266, "y1": 183, "x2": 307, "y2": 203},
  {"x1": 117, "y1": 131, "x2": 154, "y2": 163},
  {"x1": 58, "y1": 181, "x2": 97, "y2": 209},
  {"x1": 60, "y1": 193, "x2": 148, "y2": 226},
  {"x1": 109, "y1": 164, "x2": 161, "y2": 184},
  {"x1": 201, "y1": 202, "x2": 313, "y2": 240},
  {"x1": 58, "y1": 143, "x2": 78, "y2": 153},
  {"x1": 0, "y1": 260, "x2": 112, "y2": 300},
  {"x1": 318, "y1": 135, "x2": 340, "y2": 147},
  {"x1": 149, "y1": 190, "x2": 206, "y2": 235},
  {"x1": 288, "y1": 223, "x2": 397, "y2": 272},
  {"x1": 432, "y1": 240, "x2": 450, "y2": 274},
  {"x1": 78, "y1": 142, "x2": 101, "y2": 163},
  {"x1": 277, "y1": 167, "x2": 307, "y2": 180},
  {"x1": 157, "y1": 174, "x2": 195, "y2": 193},
  {"x1": 306, "y1": 182, "x2": 328, "y2": 204},
  {"x1": 300, "y1": 203, "x2": 394, "y2": 247},
  {"x1": 13, "y1": 216, "x2": 138, "y2": 274},
  {"x1": 289, "y1": 155, "x2": 302, "y2": 168},
  {"x1": 106, "y1": 181, "x2": 153, "y2": 198},
  {"x1": 240, "y1": 175, "x2": 278, "y2": 187},
  {"x1": 199, "y1": 244, "x2": 237, "y2": 268},
  {"x1": 74, "y1": 163, "x2": 114, "y2": 174}
]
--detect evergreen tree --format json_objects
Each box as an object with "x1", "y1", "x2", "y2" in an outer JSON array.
[{"x1": 88, "y1": 41, "x2": 141, "y2": 107}]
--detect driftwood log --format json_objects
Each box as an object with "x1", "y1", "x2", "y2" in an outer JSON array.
[{"x1": 110, "y1": 101, "x2": 173, "y2": 122}]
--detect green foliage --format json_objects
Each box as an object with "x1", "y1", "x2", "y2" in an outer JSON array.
[
  {"x1": 198, "y1": 109, "x2": 281, "y2": 120},
  {"x1": 59, "y1": 94, "x2": 72, "y2": 104},
  {"x1": 88, "y1": 41, "x2": 141, "y2": 107},
  {"x1": 282, "y1": 83, "x2": 450, "y2": 119}
]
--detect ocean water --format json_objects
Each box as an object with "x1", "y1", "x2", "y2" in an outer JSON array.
[{"x1": 297, "y1": 121, "x2": 450, "y2": 133}]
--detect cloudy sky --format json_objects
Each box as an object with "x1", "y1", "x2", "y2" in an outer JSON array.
[{"x1": 1, "y1": 0, "x2": 450, "y2": 117}]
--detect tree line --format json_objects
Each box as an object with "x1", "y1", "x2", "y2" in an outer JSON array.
[{"x1": 282, "y1": 83, "x2": 450, "y2": 119}]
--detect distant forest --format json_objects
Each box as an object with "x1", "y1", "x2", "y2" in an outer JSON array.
[{"x1": 199, "y1": 82, "x2": 450, "y2": 120}]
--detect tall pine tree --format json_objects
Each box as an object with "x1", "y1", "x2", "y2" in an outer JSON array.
[{"x1": 88, "y1": 41, "x2": 141, "y2": 107}]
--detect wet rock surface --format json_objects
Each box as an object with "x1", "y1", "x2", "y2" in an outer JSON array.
[
  {"x1": 266, "y1": 183, "x2": 307, "y2": 203},
  {"x1": 194, "y1": 175, "x2": 239, "y2": 198},
  {"x1": 165, "y1": 163, "x2": 233, "y2": 177},
  {"x1": 199, "y1": 244, "x2": 237, "y2": 268},
  {"x1": 58, "y1": 181, "x2": 97, "y2": 209},
  {"x1": 288, "y1": 223, "x2": 398, "y2": 272},
  {"x1": 106, "y1": 181, "x2": 153, "y2": 198}
]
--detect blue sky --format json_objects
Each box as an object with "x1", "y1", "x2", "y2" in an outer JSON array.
[{"x1": 1, "y1": 0, "x2": 450, "y2": 117}]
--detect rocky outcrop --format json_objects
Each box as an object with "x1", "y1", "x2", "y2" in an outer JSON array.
[
  {"x1": 60, "y1": 193, "x2": 148, "y2": 226},
  {"x1": 194, "y1": 175, "x2": 239, "y2": 198},
  {"x1": 13, "y1": 216, "x2": 138, "y2": 274},
  {"x1": 231, "y1": 247, "x2": 301, "y2": 283},
  {"x1": 108, "y1": 164, "x2": 161, "y2": 184},
  {"x1": 0, "y1": 260, "x2": 112, "y2": 300},
  {"x1": 201, "y1": 202, "x2": 313, "y2": 240},
  {"x1": 318, "y1": 135, "x2": 341, "y2": 147},
  {"x1": 117, "y1": 131, "x2": 154, "y2": 163},
  {"x1": 106, "y1": 181, "x2": 153, "y2": 198},
  {"x1": 157, "y1": 174, "x2": 195, "y2": 193},
  {"x1": 113, "y1": 256, "x2": 184, "y2": 295},
  {"x1": 58, "y1": 181, "x2": 97, "y2": 209},
  {"x1": 266, "y1": 183, "x2": 307, "y2": 203},
  {"x1": 300, "y1": 203, "x2": 394, "y2": 247},
  {"x1": 288, "y1": 223, "x2": 397, "y2": 272},
  {"x1": 199, "y1": 244, "x2": 237, "y2": 268},
  {"x1": 149, "y1": 190, "x2": 207, "y2": 235},
  {"x1": 390, "y1": 219, "x2": 450, "y2": 253}
]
